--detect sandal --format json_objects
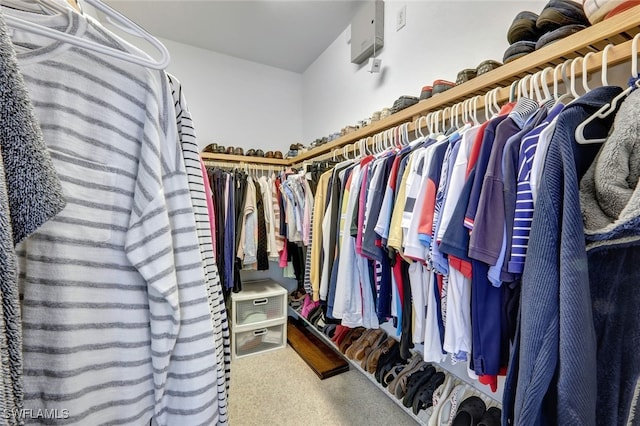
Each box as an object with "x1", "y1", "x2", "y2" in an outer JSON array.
[
  {"x1": 339, "y1": 327, "x2": 365, "y2": 354},
  {"x1": 361, "y1": 331, "x2": 389, "y2": 370},
  {"x1": 437, "y1": 385, "x2": 467, "y2": 426},
  {"x1": 383, "y1": 364, "x2": 408, "y2": 388},
  {"x1": 387, "y1": 354, "x2": 422, "y2": 397},
  {"x1": 345, "y1": 329, "x2": 376, "y2": 359},
  {"x1": 365, "y1": 337, "x2": 397, "y2": 374},
  {"x1": 412, "y1": 372, "x2": 446, "y2": 414},
  {"x1": 428, "y1": 375, "x2": 455, "y2": 426},
  {"x1": 394, "y1": 361, "x2": 430, "y2": 400},
  {"x1": 374, "y1": 343, "x2": 401, "y2": 383},
  {"x1": 402, "y1": 365, "x2": 436, "y2": 408}
]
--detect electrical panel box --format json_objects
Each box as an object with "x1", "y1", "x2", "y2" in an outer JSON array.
[{"x1": 350, "y1": 0, "x2": 384, "y2": 65}]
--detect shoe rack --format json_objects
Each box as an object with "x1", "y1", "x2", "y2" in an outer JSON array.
[
  {"x1": 288, "y1": 307, "x2": 501, "y2": 425},
  {"x1": 202, "y1": 4, "x2": 640, "y2": 167}
]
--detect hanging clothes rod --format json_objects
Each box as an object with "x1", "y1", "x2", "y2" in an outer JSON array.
[{"x1": 204, "y1": 160, "x2": 284, "y2": 173}]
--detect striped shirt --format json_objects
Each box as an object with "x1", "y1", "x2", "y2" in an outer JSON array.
[
  {"x1": 11, "y1": 10, "x2": 217, "y2": 425},
  {"x1": 509, "y1": 104, "x2": 565, "y2": 275},
  {"x1": 167, "y1": 75, "x2": 230, "y2": 424}
]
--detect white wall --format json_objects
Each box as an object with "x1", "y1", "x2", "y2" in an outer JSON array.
[
  {"x1": 160, "y1": 38, "x2": 303, "y2": 153},
  {"x1": 302, "y1": 1, "x2": 548, "y2": 143},
  {"x1": 100, "y1": 17, "x2": 303, "y2": 153}
]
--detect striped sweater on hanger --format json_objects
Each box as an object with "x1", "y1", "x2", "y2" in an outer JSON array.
[
  {"x1": 167, "y1": 74, "x2": 231, "y2": 424},
  {"x1": 11, "y1": 10, "x2": 218, "y2": 426}
]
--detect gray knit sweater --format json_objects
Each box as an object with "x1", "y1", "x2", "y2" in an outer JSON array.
[{"x1": 0, "y1": 12, "x2": 65, "y2": 425}]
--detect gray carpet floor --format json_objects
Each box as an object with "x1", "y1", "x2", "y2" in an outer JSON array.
[{"x1": 229, "y1": 345, "x2": 418, "y2": 425}]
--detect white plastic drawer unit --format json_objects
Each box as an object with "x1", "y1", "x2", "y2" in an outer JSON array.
[
  {"x1": 230, "y1": 280, "x2": 288, "y2": 359},
  {"x1": 231, "y1": 280, "x2": 287, "y2": 327},
  {"x1": 234, "y1": 292, "x2": 285, "y2": 326},
  {"x1": 233, "y1": 323, "x2": 286, "y2": 359}
]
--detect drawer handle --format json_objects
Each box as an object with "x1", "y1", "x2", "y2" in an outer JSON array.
[
  {"x1": 253, "y1": 298, "x2": 268, "y2": 306},
  {"x1": 253, "y1": 329, "x2": 268, "y2": 336}
]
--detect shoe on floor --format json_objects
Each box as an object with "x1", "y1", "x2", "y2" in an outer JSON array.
[
  {"x1": 477, "y1": 406, "x2": 502, "y2": 426},
  {"x1": 365, "y1": 336, "x2": 397, "y2": 374},
  {"x1": 331, "y1": 325, "x2": 351, "y2": 346},
  {"x1": 437, "y1": 384, "x2": 467, "y2": 426},
  {"x1": 374, "y1": 342, "x2": 401, "y2": 383},
  {"x1": 387, "y1": 354, "x2": 422, "y2": 397},
  {"x1": 427, "y1": 375, "x2": 455, "y2": 426},
  {"x1": 452, "y1": 395, "x2": 487, "y2": 426},
  {"x1": 345, "y1": 329, "x2": 376, "y2": 359},
  {"x1": 402, "y1": 364, "x2": 436, "y2": 408},
  {"x1": 412, "y1": 371, "x2": 446, "y2": 415},
  {"x1": 360, "y1": 331, "x2": 389, "y2": 369},
  {"x1": 338, "y1": 327, "x2": 365, "y2": 354}
]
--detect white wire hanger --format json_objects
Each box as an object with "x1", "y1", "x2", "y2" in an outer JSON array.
[
  {"x1": 582, "y1": 51, "x2": 595, "y2": 93},
  {"x1": 575, "y1": 34, "x2": 640, "y2": 144},
  {"x1": 540, "y1": 66, "x2": 553, "y2": 102},
  {"x1": 2, "y1": 0, "x2": 170, "y2": 69}
]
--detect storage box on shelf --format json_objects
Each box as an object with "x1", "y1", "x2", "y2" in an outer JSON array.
[{"x1": 231, "y1": 280, "x2": 288, "y2": 360}]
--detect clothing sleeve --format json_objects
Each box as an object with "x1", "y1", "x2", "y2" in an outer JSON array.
[
  {"x1": 374, "y1": 156, "x2": 401, "y2": 240},
  {"x1": 417, "y1": 143, "x2": 447, "y2": 247},
  {"x1": 468, "y1": 127, "x2": 515, "y2": 265},
  {"x1": 436, "y1": 129, "x2": 475, "y2": 242},
  {"x1": 129, "y1": 81, "x2": 219, "y2": 424},
  {"x1": 124, "y1": 103, "x2": 181, "y2": 421},
  {"x1": 387, "y1": 156, "x2": 414, "y2": 251},
  {"x1": 404, "y1": 163, "x2": 431, "y2": 261}
]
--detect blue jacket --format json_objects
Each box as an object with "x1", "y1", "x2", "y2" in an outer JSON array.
[{"x1": 504, "y1": 87, "x2": 622, "y2": 426}]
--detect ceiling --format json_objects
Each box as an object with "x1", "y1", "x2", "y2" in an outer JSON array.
[{"x1": 104, "y1": 0, "x2": 365, "y2": 73}]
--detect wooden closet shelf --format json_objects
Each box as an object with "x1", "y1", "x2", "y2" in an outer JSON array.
[
  {"x1": 290, "y1": 5, "x2": 640, "y2": 164},
  {"x1": 201, "y1": 152, "x2": 289, "y2": 166},
  {"x1": 203, "y1": 6, "x2": 640, "y2": 167}
]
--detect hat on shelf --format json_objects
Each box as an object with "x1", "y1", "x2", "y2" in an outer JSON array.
[
  {"x1": 432, "y1": 80, "x2": 456, "y2": 95},
  {"x1": 503, "y1": 40, "x2": 537, "y2": 63},
  {"x1": 507, "y1": 11, "x2": 542, "y2": 44},
  {"x1": 476, "y1": 59, "x2": 502, "y2": 76},
  {"x1": 202, "y1": 143, "x2": 217, "y2": 153},
  {"x1": 535, "y1": 23, "x2": 586, "y2": 50},
  {"x1": 456, "y1": 68, "x2": 477, "y2": 85},
  {"x1": 419, "y1": 85, "x2": 433, "y2": 101},
  {"x1": 536, "y1": 0, "x2": 589, "y2": 32},
  {"x1": 583, "y1": 0, "x2": 625, "y2": 24},
  {"x1": 602, "y1": 0, "x2": 640, "y2": 20}
]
